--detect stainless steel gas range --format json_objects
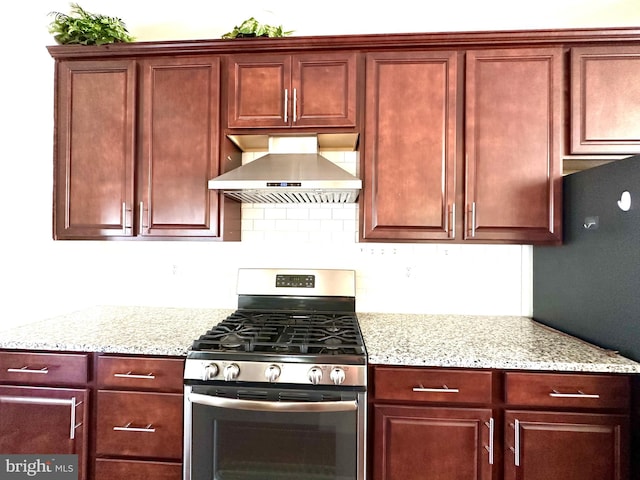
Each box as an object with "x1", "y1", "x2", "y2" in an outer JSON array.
[{"x1": 183, "y1": 268, "x2": 367, "y2": 480}]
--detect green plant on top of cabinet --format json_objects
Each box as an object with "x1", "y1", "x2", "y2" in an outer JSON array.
[
  {"x1": 571, "y1": 45, "x2": 640, "y2": 155},
  {"x1": 226, "y1": 52, "x2": 358, "y2": 129},
  {"x1": 52, "y1": 56, "x2": 240, "y2": 240}
]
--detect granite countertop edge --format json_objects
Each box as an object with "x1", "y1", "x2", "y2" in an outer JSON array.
[{"x1": 1, "y1": 306, "x2": 639, "y2": 374}]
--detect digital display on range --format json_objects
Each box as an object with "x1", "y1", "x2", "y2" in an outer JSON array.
[{"x1": 275, "y1": 274, "x2": 315, "y2": 288}]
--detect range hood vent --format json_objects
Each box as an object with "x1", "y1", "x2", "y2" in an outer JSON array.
[{"x1": 208, "y1": 136, "x2": 361, "y2": 204}]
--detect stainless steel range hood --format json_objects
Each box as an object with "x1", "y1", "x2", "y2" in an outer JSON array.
[{"x1": 208, "y1": 135, "x2": 361, "y2": 204}]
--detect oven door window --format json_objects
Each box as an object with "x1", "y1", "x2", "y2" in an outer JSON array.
[{"x1": 188, "y1": 386, "x2": 360, "y2": 480}]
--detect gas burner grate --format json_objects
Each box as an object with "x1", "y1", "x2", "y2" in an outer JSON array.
[{"x1": 190, "y1": 310, "x2": 364, "y2": 355}]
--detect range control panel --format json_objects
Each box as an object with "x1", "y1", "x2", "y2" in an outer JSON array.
[{"x1": 275, "y1": 274, "x2": 315, "y2": 288}]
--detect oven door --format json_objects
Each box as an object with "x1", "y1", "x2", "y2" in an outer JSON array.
[{"x1": 184, "y1": 384, "x2": 366, "y2": 480}]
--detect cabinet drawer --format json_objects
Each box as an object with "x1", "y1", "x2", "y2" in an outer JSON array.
[
  {"x1": 505, "y1": 372, "x2": 630, "y2": 409},
  {"x1": 0, "y1": 351, "x2": 88, "y2": 386},
  {"x1": 96, "y1": 390, "x2": 183, "y2": 459},
  {"x1": 97, "y1": 356, "x2": 183, "y2": 392},
  {"x1": 374, "y1": 367, "x2": 494, "y2": 404},
  {"x1": 95, "y1": 458, "x2": 181, "y2": 480}
]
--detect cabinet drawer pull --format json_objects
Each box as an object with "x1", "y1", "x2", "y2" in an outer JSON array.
[
  {"x1": 7, "y1": 366, "x2": 49, "y2": 374},
  {"x1": 549, "y1": 389, "x2": 600, "y2": 399},
  {"x1": 113, "y1": 371, "x2": 156, "y2": 380},
  {"x1": 113, "y1": 422, "x2": 156, "y2": 433},
  {"x1": 0, "y1": 395, "x2": 80, "y2": 440},
  {"x1": 412, "y1": 384, "x2": 460, "y2": 393}
]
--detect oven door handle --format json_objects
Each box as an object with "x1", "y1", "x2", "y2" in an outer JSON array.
[{"x1": 188, "y1": 392, "x2": 358, "y2": 413}]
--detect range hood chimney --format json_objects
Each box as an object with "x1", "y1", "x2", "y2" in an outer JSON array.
[{"x1": 208, "y1": 135, "x2": 361, "y2": 204}]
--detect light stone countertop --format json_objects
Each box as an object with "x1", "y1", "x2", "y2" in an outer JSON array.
[
  {"x1": 0, "y1": 305, "x2": 235, "y2": 357},
  {"x1": 358, "y1": 312, "x2": 640, "y2": 373},
  {"x1": 0, "y1": 306, "x2": 639, "y2": 373}
]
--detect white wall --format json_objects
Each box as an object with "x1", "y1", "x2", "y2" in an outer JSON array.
[{"x1": 1, "y1": 1, "x2": 638, "y2": 328}]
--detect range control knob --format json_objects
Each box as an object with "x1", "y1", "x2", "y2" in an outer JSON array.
[
  {"x1": 308, "y1": 367, "x2": 323, "y2": 385},
  {"x1": 223, "y1": 363, "x2": 240, "y2": 381},
  {"x1": 330, "y1": 367, "x2": 346, "y2": 385},
  {"x1": 203, "y1": 363, "x2": 219, "y2": 381},
  {"x1": 265, "y1": 364, "x2": 281, "y2": 383}
]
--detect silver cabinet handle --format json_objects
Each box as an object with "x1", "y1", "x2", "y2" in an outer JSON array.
[
  {"x1": 122, "y1": 202, "x2": 127, "y2": 234},
  {"x1": 292, "y1": 87, "x2": 297, "y2": 123},
  {"x1": 412, "y1": 384, "x2": 460, "y2": 393},
  {"x1": 188, "y1": 392, "x2": 357, "y2": 413},
  {"x1": 549, "y1": 389, "x2": 600, "y2": 399},
  {"x1": 513, "y1": 419, "x2": 521, "y2": 467},
  {"x1": 484, "y1": 417, "x2": 495, "y2": 465},
  {"x1": 113, "y1": 422, "x2": 156, "y2": 433},
  {"x1": 139, "y1": 201, "x2": 144, "y2": 235},
  {"x1": 283, "y1": 88, "x2": 289, "y2": 123},
  {"x1": 7, "y1": 366, "x2": 49, "y2": 374},
  {"x1": 449, "y1": 204, "x2": 456, "y2": 238},
  {"x1": 470, "y1": 202, "x2": 477, "y2": 237},
  {"x1": 0, "y1": 395, "x2": 80, "y2": 439},
  {"x1": 113, "y1": 371, "x2": 156, "y2": 380}
]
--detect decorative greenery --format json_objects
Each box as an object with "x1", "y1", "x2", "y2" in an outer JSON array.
[
  {"x1": 222, "y1": 17, "x2": 293, "y2": 39},
  {"x1": 48, "y1": 3, "x2": 134, "y2": 45}
]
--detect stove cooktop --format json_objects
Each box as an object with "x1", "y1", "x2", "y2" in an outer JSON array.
[{"x1": 190, "y1": 310, "x2": 365, "y2": 356}]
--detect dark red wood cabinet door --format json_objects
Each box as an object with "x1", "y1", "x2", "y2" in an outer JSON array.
[
  {"x1": 0, "y1": 386, "x2": 89, "y2": 480},
  {"x1": 504, "y1": 410, "x2": 629, "y2": 480},
  {"x1": 292, "y1": 52, "x2": 358, "y2": 128},
  {"x1": 226, "y1": 54, "x2": 290, "y2": 128},
  {"x1": 571, "y1": 45, "x2": 640, "y2": 154},
  {"x1": 138, "y1": 56, "x2": 222, "y2": 238},
  {"x1": 465, "y1": 48, "x2": 563, "y2": 244},
  {"x1": 362, "y1": 51, "x2": 459, "y2": 241},
  {"x1": 373, "y1": 405, "x2": 494, "y2": 480},
  {"x1": 54, "y1": 60, "x2": 136, "y2": 239}
]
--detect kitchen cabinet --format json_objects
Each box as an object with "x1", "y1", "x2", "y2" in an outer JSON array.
[
  {"x1": 226, "y1": 52, "x2": 358, "y2": 129},
  {"x1": 362, "y1": 47, "x2": 562, "y2": 245},
  {"x1": 0, "y1": 351, "x2": 89, "y2": 480},
  {"x1": 372, "y1": 366, "x2": 496, "y2": 480},
  {"x1": 504, "y1": 372, "x2": 630, "y2": 480},
  {"x1": 95, "y1": 355, "x2": 184, "y2": 480},
  {"x1": 53, "y1": 56, "x2": 240, "y2": 240},
  {"x1": 465, "y1": 48, "x2": 563, "y2": 244},
  {"x1": 362, "y1": 50, "x2": 460, "y2": 241},
  {"x1": 138, "y1": 56, "x2": 231, "y2": 238},
  {"x1": 372, "y1": 366, "x2": 632, "y2": 480},
  {"x1": 53, "y1": 60, "x2": 136, "y2": 239},
  {"x1": 570, "y1": 45, "x2": 640, "y2": 154}
]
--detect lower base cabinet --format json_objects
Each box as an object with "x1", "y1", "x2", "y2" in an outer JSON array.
[
  {"x1": 95, "y1": 458, "x2": 182, "y2": 480},
  {"x1": 374, "y1": 405, "x2": 494, "y2": 480},
  {"x1": 0, "y1": 352, "x2": 89, "y2": 480},
  {"x1": 504, "y1": 411, "x2": 628, "y2": 480},
  {"x1": 95, "y1": 355, "x2": 184, "y2": 480},
  {"x1": 371, "y1": 366, "x2": 632, "y2": 480}
]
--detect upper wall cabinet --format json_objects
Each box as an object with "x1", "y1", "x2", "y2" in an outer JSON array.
[
  {"x1": 53, "y1": 56, "x2": 240, "y2": 240},
  {"x1": 226, "y1": 52, "x2": 358, "y2": 129},
  {"x1": 362, "y1": 51, "x2": 460, "y2": 241},
  {"x1": 54, "y1": 60, "x2": 137, "y2": 239},
  {"x1": 465, "y1": 48, "x2": 563, "y2": 244},
  {"x1": 138, "y1": 57, "x2": 233, "y2": 238},
  {"x1": 571, "y1": 45, "x2": 640, "y2": 155}
]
